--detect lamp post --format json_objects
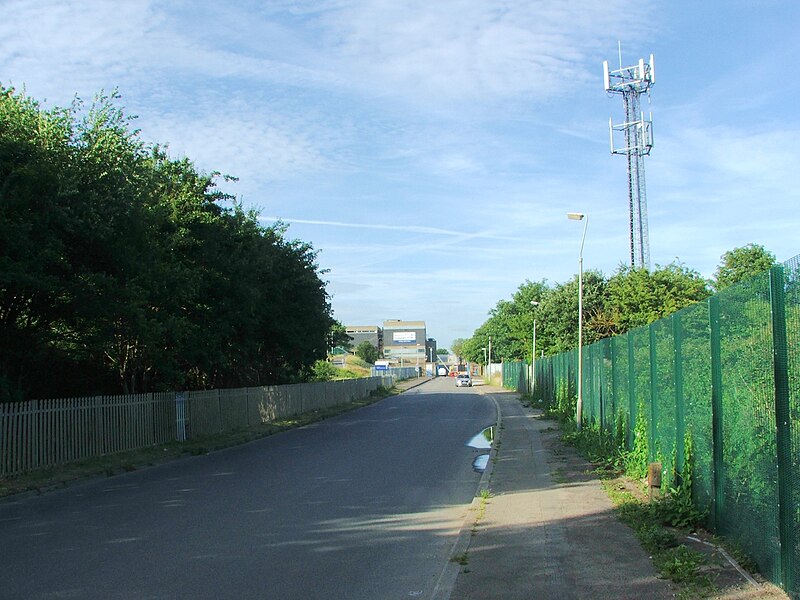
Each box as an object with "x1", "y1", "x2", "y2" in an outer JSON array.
[
  {"x1": 567, "y1": 212, "x2": 588, "y2": 431},
  {"x1": 530, "y1": 300, "x2": 539, "y2": 394}
]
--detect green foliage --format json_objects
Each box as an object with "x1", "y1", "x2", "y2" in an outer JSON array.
[
  {"x1": 714, "y1": 243, "x2": 776, "y2": 291},
  {"x1": 653, "y1": 436, "x2": 709, "y2": 529},
  {"x1": 545, "y1": 382, "x2": 577, "y2": 425},
  {"x1": 462, "y1": 280, "x2": 550, "y2": 363},
  {"x1": 327, "y1": 321, "x2": 352, "y2": 352},
  {"x1": 0, "y1": 86, "x2": 334, "y2": 400},
  {"x1": 354, "y1": 341, "x2": 379, "y2": 364},
  {"x1": 624, "y1": 402, "x2": 649, "y2": 480},
  {"x1": 604, "y1": 263, "x2": 711, "y2": 334},
  {"x1": 450, "y1": 338, "x2": 466, "y2": 360},
  {"x1": 463, "y1": 260, "x2": 712, "y2": 363},
  {"x1": 656, "y1": 545, "x2": 710, "y2": 586},
  {"x1": 311, "y1": 360, "x2": 339, "y2": 382}
]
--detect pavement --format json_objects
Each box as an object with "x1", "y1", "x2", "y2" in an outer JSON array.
[{"x1": 432, "y1": 386, "x2": 787, "y2": 600}]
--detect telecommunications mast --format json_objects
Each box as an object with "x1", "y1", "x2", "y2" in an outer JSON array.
[{"x1": 604, "y1": 47, "x2": 655, "y2": 270}]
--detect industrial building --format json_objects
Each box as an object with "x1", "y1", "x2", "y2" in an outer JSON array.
[
  {"x1": 382, "y1": 320, "x2": 427, "y2": 366},
  {"x1": 345, "y1": 325, "x2": 383, "y2": 355}
]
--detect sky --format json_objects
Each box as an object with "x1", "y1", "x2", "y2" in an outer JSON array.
[{"x1": 2, "y1": 0, "x2": 798, "y2": 350}]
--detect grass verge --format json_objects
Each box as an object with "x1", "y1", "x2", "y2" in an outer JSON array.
[{"x1": 0, "y1": 384, "x2": 397, "y2": 499}]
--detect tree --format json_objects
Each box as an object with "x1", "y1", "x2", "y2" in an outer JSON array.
[
  {"x1": 461, "y1": 280, "x2": 550, "y2": 363},
  {"x1": 436, "y1": 348, "x2": 449, "y2": 355},
  {"x1": 714, "y1": 244, "x2": 776, "y2": 291},
  {"x1": 533, "y1": 272, "x2": 606, "y2": 355},
  {"x1": 602, "y1": 263, "x2": 710, "y2": 334},
  {"x1": 327, "y1": 321, "x2": 352, "y2": 353},
  {"x1": 450, "y1": 338, "x2": 466, "y2": 362},
  {"x1": 355, "y1": 341, "x2": 379, "y2": 364},
  {"x1": 0, "y1": 86, "x2": 336, "y2": 400}
]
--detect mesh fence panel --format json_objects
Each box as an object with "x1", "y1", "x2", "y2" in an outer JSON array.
[
  {"x1": 679, "y1": 301, "x2": 714, "y2": 515},
  {"x1": 611, "y1": 334, "x2": 631, "y2": 445},
  {"x1": 717, "y1": 271, "x2": 780, "y2": 579},
  {"x1": 652, "y1": 318, "x2": 676, "y2": 485},
  {"x1": 629, "y1": 326, "x2": 651, "y2": 459}
]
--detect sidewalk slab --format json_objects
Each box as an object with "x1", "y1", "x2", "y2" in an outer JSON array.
[{"x1": 447, "y1": 390, "x2": 676, "y2": 600}]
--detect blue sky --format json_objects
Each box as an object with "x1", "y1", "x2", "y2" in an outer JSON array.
[{"x1": 2, "y1": 0, "x2": 798, "y2": 350}]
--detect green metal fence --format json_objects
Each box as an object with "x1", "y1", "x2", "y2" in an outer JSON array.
[{"x1": 504, "y1": 255, "x2": 800, "y2": 597}]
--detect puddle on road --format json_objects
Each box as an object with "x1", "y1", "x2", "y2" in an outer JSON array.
[
  {"x1": 467, "y1": 426, "x2": 495, "y2": 473},
  {"x1": 466, "y1": 426, "x2": 495, "y2": 450},
  {"x1": 472, "y1": 454, "x2": 490, "y2": 473}
]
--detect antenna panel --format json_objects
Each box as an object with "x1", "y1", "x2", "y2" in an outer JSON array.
[
  {"x1": 603, "y1": 61, "x2": 610, "y2": 91},
  {"x1": 649, "y1": 54, "x2": 655, "y2": 84}
]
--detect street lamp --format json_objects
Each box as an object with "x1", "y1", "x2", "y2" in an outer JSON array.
[
  {"x1": 530, "y1": 300, "x2": 539, "y2": 394},
  {"x1": 567, "y1": 212, "x2": 588, "y2": 431}
]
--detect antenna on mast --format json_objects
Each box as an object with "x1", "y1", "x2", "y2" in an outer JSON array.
[{"x1": 603, "y1": 47, "x2": 655, "y2": 270}]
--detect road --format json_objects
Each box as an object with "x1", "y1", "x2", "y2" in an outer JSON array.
[{"x1": 0, "y1": 377, "x2": 495, "y2": 599}]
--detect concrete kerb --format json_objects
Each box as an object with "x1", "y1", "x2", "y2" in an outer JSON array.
[{"x1": 431, "y1": 389, "x2": 502, "y2": 600}]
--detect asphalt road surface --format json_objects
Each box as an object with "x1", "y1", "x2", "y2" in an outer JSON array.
[{"x1": 0, "y1": 377, "x2": 495, "y2": 599}]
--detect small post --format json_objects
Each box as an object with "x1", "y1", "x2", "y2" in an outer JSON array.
[{"x1": 648, "y1": 461, "x2": 663, "y2": 500}]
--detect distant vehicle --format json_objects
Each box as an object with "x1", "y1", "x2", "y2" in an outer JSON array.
[
  {"x1": 437, "y1": 366, "x2": 448, "y2": 376},
  {"x1": 455, "y1": 374, "x2": 472, "y2": 387}
]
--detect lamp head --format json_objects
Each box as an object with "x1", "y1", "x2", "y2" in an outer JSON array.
[{"x1": 567, "y1": 212, "x2": 585, "y2": 221}]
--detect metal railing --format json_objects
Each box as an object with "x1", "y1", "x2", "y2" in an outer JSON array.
[{"x1": 1, "y1": 376, "x2": 394, "y2": 477}]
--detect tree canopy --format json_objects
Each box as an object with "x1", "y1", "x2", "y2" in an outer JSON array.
[
  {"x1": 0, "y1": 86, "x2": 335, "y2": 400},
  {"x1": 462, "y1": 261, "x2": 720, "y2": 363},
  {"x1": 354, "y1": 341, "x2": 379, "y2": 364},
  {"x1": 713, "y1": 243, "x2": 776, "y2": 291}
]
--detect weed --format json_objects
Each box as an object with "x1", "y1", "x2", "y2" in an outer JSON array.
[
  {"x1": 451, "y1": 552, "x2": 469, "y2": 566},
  {"x1": 656, "y1": 545, "x2": 711, "y2": 586},
  {"x1": 624, "y1": 402, "x2": 648, "y2": 481}
]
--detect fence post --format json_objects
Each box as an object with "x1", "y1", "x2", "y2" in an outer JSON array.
[
  {"x1": 769, "y1": 264, "x2": 794, "y2": 593},
  {"x1": 673, "y1": 312, "x2": 685, "y2": 488},
  {"x1": 709, "y1": 296, "x2": 724, "y2": 532},
  {"x1": 648, "y1": 324, "x2": 658, "y2": 463},
  {"x1": 175, "y1": 392, "x2": 187, "y2": 442}
]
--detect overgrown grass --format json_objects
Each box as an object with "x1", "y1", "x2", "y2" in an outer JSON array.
[{"x1": 0, "y1": 384, "x2": 396, "y2": 499}]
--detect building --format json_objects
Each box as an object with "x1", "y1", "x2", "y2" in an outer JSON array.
[
  {"x1": 345, "y1": 325, "x2": 383, "y2": 355},
  {"x1": 382, "y1": 320, "x2": 426, "y2": 365},
  {"x1": 425, "y1": 338, "x2": 437, "y2": 363}
]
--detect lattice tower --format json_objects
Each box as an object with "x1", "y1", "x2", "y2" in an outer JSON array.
[{"x1": 604, "y1": 51, "x2": 655, "y2": 270}]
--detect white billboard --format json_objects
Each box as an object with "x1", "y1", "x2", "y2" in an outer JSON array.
[{"x1": 392, "y1": 331, "x2": 416, "y2": 344}]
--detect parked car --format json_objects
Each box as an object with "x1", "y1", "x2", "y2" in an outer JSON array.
[{"x1": 455, "y1": 374, "x2": 472, "y2": 387}]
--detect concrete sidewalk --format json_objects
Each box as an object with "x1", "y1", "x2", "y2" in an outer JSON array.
[
  {"x1": 436, "y1": 388, "x2": 676, "y2": 600},
  {"x1": 393, "y1": 375, "x2": 432, "y2": 393}
]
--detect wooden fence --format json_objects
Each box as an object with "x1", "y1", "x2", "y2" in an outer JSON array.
[{"x1": 0, "y1": 376, "x2": 394, "y2": 477}]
